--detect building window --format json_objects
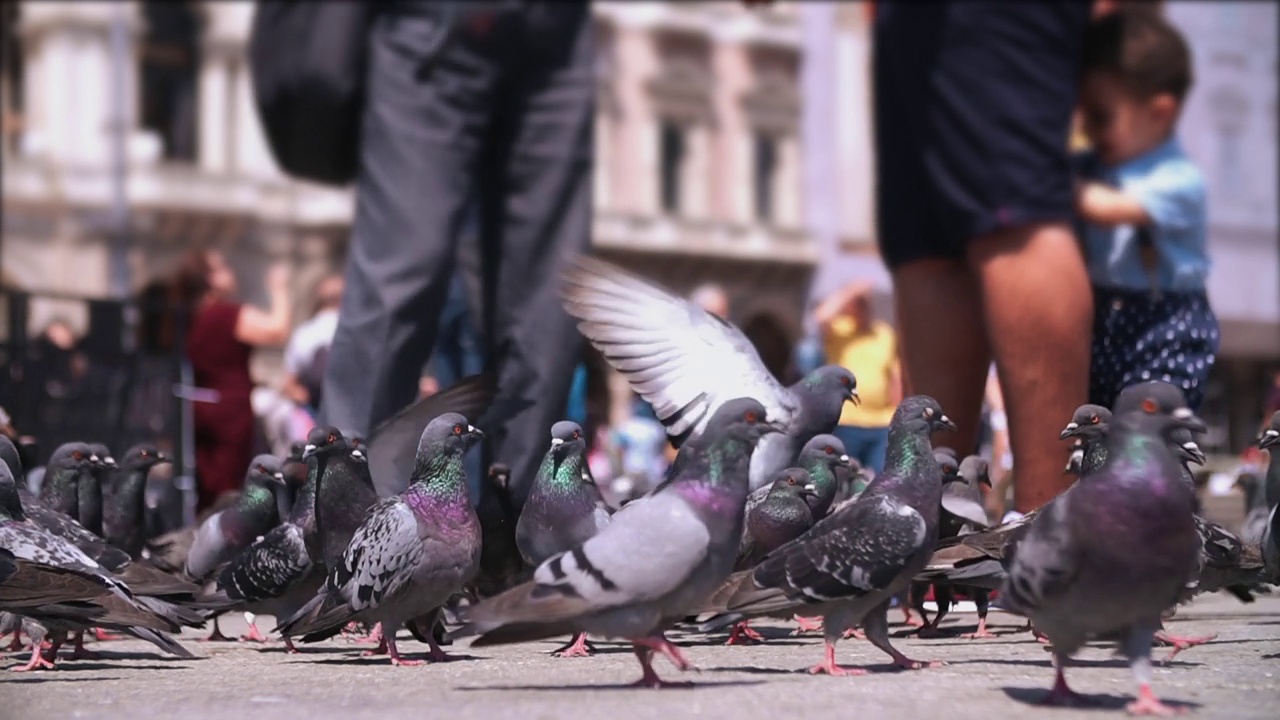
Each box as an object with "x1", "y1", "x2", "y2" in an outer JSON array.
[
  {"x1": 139, "y1": 2, "x2": 200, "y2": 162},
  {"x1": 754, "y1": 132, "x2": 778, "y2": 223},
  {"x1": 1, "y1": 3, "x2": 22, "y2": 155},
  {"x1": 659, "y1": 121, "x2": 686, "y2": 214}
]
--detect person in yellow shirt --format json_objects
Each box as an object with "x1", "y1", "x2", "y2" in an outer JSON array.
[{"x1": 814, "y1": 280, "x2": 902, "y2": 474}]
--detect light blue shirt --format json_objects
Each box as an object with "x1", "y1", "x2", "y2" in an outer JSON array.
[{"x1": 1078, "y1": 137, "x2": 1209, "y2": 292}]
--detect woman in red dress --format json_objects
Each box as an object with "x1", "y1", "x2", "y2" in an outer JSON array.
[{"x1": 175, "y1": 250, "x2": 291, "y2": 511}]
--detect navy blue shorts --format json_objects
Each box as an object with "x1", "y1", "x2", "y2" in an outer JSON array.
[
  {"x1": 1088, "y1": 288, "x2": 1220, "y2": 412},
  {"x1": 873, "y1": 1, "x2": 1091, "y2": 269}
]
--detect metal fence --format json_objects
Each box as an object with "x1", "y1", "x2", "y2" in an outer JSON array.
[{"x1": 0, "y1": 287, "x2": 197, "y2": 529}]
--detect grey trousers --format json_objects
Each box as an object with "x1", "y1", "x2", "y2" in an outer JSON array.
[{"x1": 320, "y1": 1, "x2": 593, "y2": 509}]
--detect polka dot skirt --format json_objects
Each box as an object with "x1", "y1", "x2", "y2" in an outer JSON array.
[{"x1": 1088, "y1": 289, "x2": 1220, "y2": 412}]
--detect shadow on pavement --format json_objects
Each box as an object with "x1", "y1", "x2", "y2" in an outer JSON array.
[
  {"x1": 455, "y1": 679, "x2": 765, "y2": 692},
  {"x1": 1001, "y1": 686, "x2": 1201, "y2": 712}
]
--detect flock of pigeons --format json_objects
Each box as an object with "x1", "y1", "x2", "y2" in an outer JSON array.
[{"x1": 2, "y1": 258, "x2": 1277, "y2": 716}]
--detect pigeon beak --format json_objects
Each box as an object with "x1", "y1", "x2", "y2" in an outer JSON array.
[
  {"x1": 272, "y1": 471, "x2": 285, "y2": 483},
  {"x1": 938, "y1": 414, "x2": 958, "y2": 432},
  {"x1": 105, "y1": 457, "x2": 117, "y2": 468},
  {"x1": 89, "y1": 454, "x2": 100, "y2": 463},
  {"x1": 468, "y1": 425, "x2": 485, "y2": 438},
  {"x1": 1059, "y1": 422, "x2": 1080, "y2": 440},
  {"x1": 156, "y1": 452, "x2": 171, "y2": 464},
  {"x1": 847, "y1": 388, "x2": 861, "y2": 406},
  {"x1": 801, "y1": 483, "x2": 818, "y2": 496},
  {"x1": 765, "y1": 421, "x2": 787, "y2": 435},
  {"x1": 350, "y1": 448, "x2": 365, "y2": 461},
  {"x1": 1180, "y1": 441, "x2": 1207, "y2": 466},
  {"x1": 550, "y1": 438, "x2": 565, "y2": 448},
  {"x1": 1259, "y1": 429, "x2": 1279, "y2": 450},
  {"x1": 1171, "y1": 407, "x2": 1207, "y2": 434},
  {"x1": 839, "y1": 454, "x2": 851, "y2": 466},
  {"x1": 302, "y1": 443, "x2": 318, "y2": 460}
]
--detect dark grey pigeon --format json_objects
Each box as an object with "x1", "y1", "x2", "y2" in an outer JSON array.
[
  {"x1": 562, "y1": 257, "x2": 857, "y2": 492},
  {"x1": 998, "y1": 396, "x2": 1201, "y2": 714},
  {"x1": 514, "y1": 421, "x2": 610, "y2": 658},
  {"x1": 1238, "y1": 471, "x2": 1269, "y2": 548},
  {"x1": 38, "y1": 443, "x2": 99, "y2": 533},
  {"x1": 1058, "y1": 404, "x2": 1112, "y2": 475},
  {"x1": 184, "y1": 456, "x2": 287, "y2": 581},
  {"x1": 364, "y1": 373, "x2": 499, "y2": 498},
  {"x1": 736, "y1": 467, "x2": 817, "y2": 571},
  {"x1": 82, "y1": 443, "x2": 114, "y2": 537},
  {"x1": 923, "y1": 455, "x2": 997, "y2": 639},
  {"x1": 1259, "y1": 415, "x2": 1280, "y2": 583},
  {"x1": 303, "y1": 427, "x2": 379, "y2": 571},
  {"x1": 103, "y1": 444, "x2": 170, "y2": 559},
  {"x1": 276, "y1": 414, "x2": 484, "y2": 666},
  {"x1": 0, "y1": 462, "x2": 194, "y2": 670},
  {"x1": 450, "y1": 398, "x2": 783, "y2": 688},
  {"x1": 701, "y1": 396, "x2": 958, "y2": 676},
  {"x1": 795, "y1": 434, "x2": 849, "y2": 519}
]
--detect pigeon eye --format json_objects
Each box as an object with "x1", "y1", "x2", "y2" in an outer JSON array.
[
  {"x1": 453, "y1": 424, "x2": 463, "y2": 435},
  {"x1": 787, "y1": 477, "x2": 796, "y2": 485},
  {"x1": 327, "y1": 434, "x2": 336, "y2": 444},
  {"x1": 1090, "y1": 415, "x2": 1099, "y2": 424},
  {"x1": 744, "y1": 411, "x2": 758, "y2": 423},
  {"x1": 839, "y1": 376, "x2": 850, "y2": 387},
  {"x1": 572, "y1": 430, "x2": 581, "y2": 440},
  {"x1": 1141, "y1": 399, "x2": 1157, "y2": 414},
  {"x1": 824, "y1": 446, "x2": 834, "y2": 455},
  {"x1": 923, "y1": 407, "x2": 935, "y2": 419},
  {"x1": 73, "y1": 451, "x2": 83, "y2": 461}
]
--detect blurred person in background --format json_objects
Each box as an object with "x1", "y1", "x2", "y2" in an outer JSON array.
[
  {"x1": 691, "y1": 283, "x2": 730, "y2": 321},
  {"x1": 176, "y1": 249, "x2": 291, "y2": 511},
  {"x1": 815, "y1": 280, "x2": 901, "y2": 474},
  {"x1": 1074, "y1": 10, "x2": 1218, "y2": 412},
  {"x1": 981, "y1": 365, "x2": 1014, "y2": 522},
  {"x1": 874, "y1": 1, "x2": 1093, "y2": 513},
  {"x1": 319, "y1": 3, "x2": 594, "y2": 535},
  {"x1": 282, "y1": 273, "x2": 344, "y2": 419},
  {"x1": 608, "y1": 394, "x2": 670, "y2": 502}
]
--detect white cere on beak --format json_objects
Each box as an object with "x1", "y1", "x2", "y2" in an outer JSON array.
[
  {"x1": 1171, "y1": 407, "x2": 1194, "y2": 420},
  {"x1": 89, "y1": 454, "x2": 100, "y2": 462},
  {"x1": 304, "y1": 444, "x2": 316, "y2": 454},
  {"x1": 350, "y1": 449, "x2": 365, "y2": 460},
  {"x1": 1182, "y1": 441, "x2": 1199, "y2": 452},
  {"x1": 1064, "y1": 422, "x2": 1079, "y2": 432},
  {"x1": 1265, "y1": 429, "x2": 1279, "y2": 438},
  {"x1": 839, "y1": 454, "x2": 850, "y2": 463},
  {"x1": 550, "y1": 438, "x2": 565, "y2": 447},
  {"x1": 804, "y1": 484, "x2": 817, "y2": 493}
]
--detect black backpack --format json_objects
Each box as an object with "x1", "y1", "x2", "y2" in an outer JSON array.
[{"x1": 248, "y1": 2, "x2": 377, "y2": 186}]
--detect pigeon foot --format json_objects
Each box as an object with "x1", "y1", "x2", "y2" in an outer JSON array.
[
  {"x1": 239, "y1": 621, "x2": 269, "y2": 643},
  {"x1": 10, "y1": 646, "x2": 56, "y2": 672},
  {"x1": 551, "y1": 633, "x2": 596, "y2": 658},
  {"x1": 1125, "y1": 686, "x2": 1186, "y2": 716},
  {"x1": 725, "y1": 621, "x2": 764, "y2": 645},
  {"x1": 1155, "y1": 631, "x2": 1215, "y2": 661},
  {"x1": 842, "y1": 627, "x2": 866, "y2": 640},
  {"x1": 961, "y1": 618, "x2": 998, "y2": 639},
  {"x1": 1039, "y1": 669, "x2": 1090, "y2": 707},
  {"x1": 791, "y1": 615, "x2": 823, "y2": 636}
]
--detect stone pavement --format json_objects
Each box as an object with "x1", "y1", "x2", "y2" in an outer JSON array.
[{"x1": 5, "y1": 592, "x2": 1279, "y2": 720}]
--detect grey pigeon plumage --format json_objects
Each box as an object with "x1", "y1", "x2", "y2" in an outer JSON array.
[
  {"x1": 515, "y1": 421, "x2": 611, "y2": 658},
  {"x1": 276, "y1": 414, "x2": 484, "y2": 666},
  {"x1": 998, "y1": 393, "x2": 1202, "y2": 714},
  {"x1": 736, "y1": 467, "x2": 817, "y2": 571},
  {"x1": 303, "y1": 427, "x2": 379, "y2": 571},
  {"x1": 562, "y1": 257, "x2": 858, "y2": 491},
  {"x1": 1258, "y1": 414, "x2": 1280, "y2": 583},
  {"x1": 700, "y1": 396, "x2": 958, "y2": 676},
  {"x1": 0, "y1": 462, "x2": 194, "y2": 671},
  {"x1": 103, "y1": 444, "x2": 170, "y2": 559},
  {"x1": 184, "y1": 456, "x2": 287, "y2": 581},
  {"x1": 38, "y1": 443, "x2": 98, "y2": 533},
  {"x1": 450, "y1": 398, "x2": 782, "y2": 687}
]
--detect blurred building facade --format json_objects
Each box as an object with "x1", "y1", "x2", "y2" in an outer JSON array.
[{"x1": 1, "y1": 2, "x2": 816, "y2": 424}]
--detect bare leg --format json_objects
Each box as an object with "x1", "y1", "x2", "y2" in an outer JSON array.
[
  {"x1": 865, "y1": 599, "x2": 944, "y2": 669},
  {"x1": 4, "y1": 629, "x2": 23, "y2": 652},
  {"x1": 806, "y1": 639, "x2": 867, "y2": 677},
  {"x1": 918, "y1": 584, "x2": 951, "y2": 638},
  {"x1": 92, "y1": 628, "x2": 123, "y2": 642},
  {"x1": 842, "y1": 627, "x2": 866, "y2": 640},
  {"x1": 282, "y1": 637, "x2": 300, "y2": 654},
  {"x1": 892, "y1": 258, "x2": 991, "y2": 461},
  {"x1": 384, "y1": 626, "x2": 423, "y2": 667},
  {"x1": 420, "y1": 613, "x2": 456, "y2": 662},
  {"x1": 968, "y1": 223, "x2": 1090, "y2": 513},
  {"x1": 551, "y1": 632, "x2": 596, "y2": 657},
  {"x1": 725, "y1": 620, "x2": 764, "y2": 645},
  {"x1": 634, "y1": 635, "x2": 697, "y2": 672}
]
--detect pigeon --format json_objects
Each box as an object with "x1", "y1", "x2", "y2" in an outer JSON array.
[
  {"x1": 562, "y1": 257, "x2": 858, "y2": 491},
  {"x1": 925, "y1": 455, "x2": 996, "y2": 639},
  {"x1": 38, "y1": 443, "x2": 100, "y2": 533},
  {"x1": 794, "y1": 435, "x2": 850, "y2": 519},
  {"x1": 699, "y1": 396, "x2": 958, "y2": 676},
  {"x1": 1257, "y1": 414, "x2": 1280, "y2": 583},
  {"x1": 998, "y1": 393, "x2": 1202, "y2": 714},
  {"x1": 449, "y1": 398, "x2": 782, "y2": 687},
  {"x1": 720, "y1": 467, "x2": 821, "y2": 645},
  {"x1": 303, "y1": 427, "x2": 379, "y2": 571},
  {"x1": 514, "y1": 420, "x2": 611, "y2": 658},
  {"x1": 0, "y1": 462, "x2": 195, "y2": 671},
  {"x1": 364, "y1": 373, "x2": 498, "y2": 498},
  {"x1": 184, "y1": 456, "x2": 288, "y2": 582},
  {"x1": 1237, "y1": 471, "x2": 1269, "y2": 548},
  {"x1": 1058, "y1": 404, "x2": 1112, "y2": 475},
  {"x1": 0, "y1": 436, "x2": 21, "y2": 483},
  {"x1": 276, "y1": 414, "x2": 484, "y2": 666},
  {"x1": 82, "y1": 443, "x2": 115, "y2": 536},
  {"x1": 472, "y1": 462, "x2": 523, "y2": 599},
  {"x1": 103, "y1": 445, "x2": 171, "y2": 560}
]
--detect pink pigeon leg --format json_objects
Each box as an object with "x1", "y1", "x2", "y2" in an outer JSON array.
[
  {"x1": 385, "y1": 630, "x2": 423, "y2": 667},
  {"x1": 725, "y1": 620, "x2": 764, "y2": 645},
  {"x1": 10, "y1": 643, "x2": 56, "y2": 672},
  {"x1": 806, "y1": 640, "x2": 867, "y2": 676},
  {"x1": 551, "y1": 632, "x2": 595, "y2": 657}
]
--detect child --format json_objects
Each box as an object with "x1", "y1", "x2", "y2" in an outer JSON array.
[{"x1": 1074, "y1": 10, "x2": 1219, "y2": 411}]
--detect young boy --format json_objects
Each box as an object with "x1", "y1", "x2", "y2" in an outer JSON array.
[{"x1": 1075, "y1": 10, "x2": 1219, "y2": 411}]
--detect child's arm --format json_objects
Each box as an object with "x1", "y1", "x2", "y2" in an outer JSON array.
[{"x1": 1074, "y1": 179, "x2": 1151, "y2": 227}]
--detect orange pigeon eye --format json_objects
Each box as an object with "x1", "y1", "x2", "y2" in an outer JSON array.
[
  {"x1": 787, "y1": 476, "x2": 796, "y2": 485},
  {"x1": 825, "y1": 446, "x2": 834, "y2": 455},
  {"x1": 744, "y1": 411, "x2": 758, "y2": 423},
  {"x1": 1142, "y1": 399, "x2": 1158, "y2": 414},
  {"x1": 453, "y1": 424, "x2": 463, "y2": 435},
  {"x1": 572, "y1": 430, "x2": 581, "y2": 440},
  {"x1": 1090, "y1": 415, "x2": 1099, "y2": 424},
  {"x1": 327, "y1": 434, "x2": 336, "y2": 444}
]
